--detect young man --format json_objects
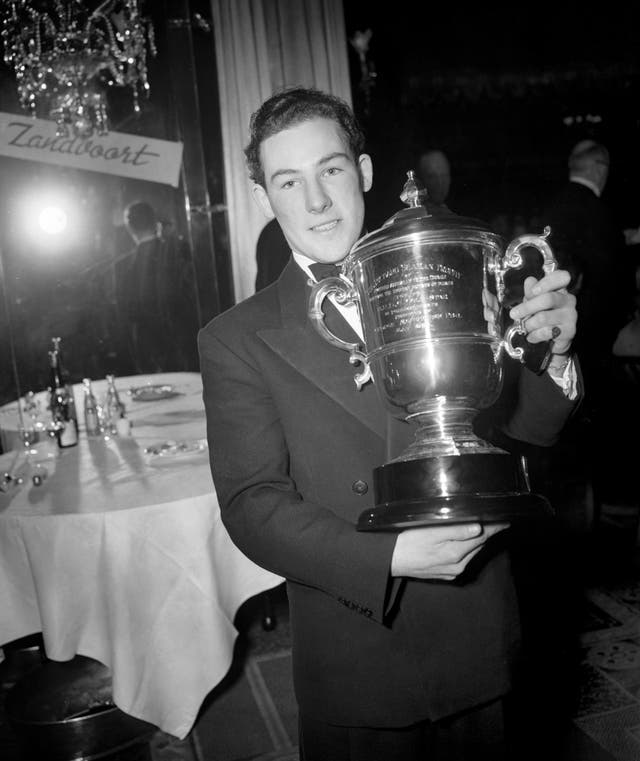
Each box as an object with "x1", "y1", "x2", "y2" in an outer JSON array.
[{"x1": 199, "y1": 87, "x2": 579, "y2": 760}]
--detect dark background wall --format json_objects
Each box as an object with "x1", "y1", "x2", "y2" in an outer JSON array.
[{"x1": 342, "y1": 2, "x2": 640, "y2": 233}]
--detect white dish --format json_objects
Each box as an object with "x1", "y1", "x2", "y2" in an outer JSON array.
[
  {"x1": 144, "y1": 438, "x2": 208, "y2": 465},
  {"x1": 130, "y1": 384, "x2": 179, "y2": 402}
]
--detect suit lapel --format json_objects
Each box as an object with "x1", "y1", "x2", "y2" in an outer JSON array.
[{"x1": 258, "y1": 261, "x2": 386, "y2": 441}]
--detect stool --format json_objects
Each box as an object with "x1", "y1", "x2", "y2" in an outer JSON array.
[{"x1": 5, "y1": 655, "x2": 156, "y2": 761}]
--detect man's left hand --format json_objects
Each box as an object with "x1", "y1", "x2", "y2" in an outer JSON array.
[{"x1": 509, "y1": 269, "x2": 576, "y2": 355}]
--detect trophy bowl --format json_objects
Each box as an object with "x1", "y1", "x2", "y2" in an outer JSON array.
[{"x1": 309, "y1": 171, "x2": 557, "y2": 530}]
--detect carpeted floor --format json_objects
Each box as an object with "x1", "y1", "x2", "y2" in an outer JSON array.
[
  {"x1": 3, "y1": 505, "x2": 640, "y2": 761},
  {"x1": 571, "y1": 549, "x2": 640, "y2": 761},
  {"x1": 149, "y1": 585, "x2": 297, "y2": 761}
]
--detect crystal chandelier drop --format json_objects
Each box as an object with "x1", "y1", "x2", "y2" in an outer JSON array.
[{"x1": 1, "y1": 0, "x2": 156, "y2": 137}]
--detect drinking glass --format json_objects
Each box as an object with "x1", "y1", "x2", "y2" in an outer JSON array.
[{"x1": 19, "y1": 424, "x2": 38, "y2": 455}]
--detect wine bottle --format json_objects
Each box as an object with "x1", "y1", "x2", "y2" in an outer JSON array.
[
  {"x1": 82, "y1": 378, "x2": 101, "y2": 437},
  {"x1": 48, "y1": 338, "x2": 78, "y2": 448},
  {"x1": 104, "y1": 374, "x2": 128, "y2": 435}
]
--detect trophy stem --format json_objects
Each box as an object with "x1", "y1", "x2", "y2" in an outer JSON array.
[
  {"x1": 360, "y1": 401, "x2": 554, "y2": 531},
  {"x1": 397, "y1": 402, "x2": 500, "y2": 461}
]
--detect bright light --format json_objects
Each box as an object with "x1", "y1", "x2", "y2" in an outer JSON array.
[
  {"x1": 38, "y1": 206, "x2": 68, "y2": 236},
  {"x1": 14, "y1": 187, "x2": 81, "y2": 254}
]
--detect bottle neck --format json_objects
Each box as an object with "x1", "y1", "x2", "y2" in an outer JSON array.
[
  {"x1": 49, "y1": 352, "x2": 64, "y2": 390},
  {"x1": 107, "y1": 378, "x2": 120, "y2": 401}
]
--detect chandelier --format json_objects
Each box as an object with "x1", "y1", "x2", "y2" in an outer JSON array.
[{"x1": 1, "y1": 0, "x2": 156, "y2": 137}]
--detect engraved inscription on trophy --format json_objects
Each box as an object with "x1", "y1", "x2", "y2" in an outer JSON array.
[
  {"x1": 360, "y1": 246, "x2": 483, "y2": 347},
  {"x1": 370, "y1": 259, "x2": 462, "y2": 340}
]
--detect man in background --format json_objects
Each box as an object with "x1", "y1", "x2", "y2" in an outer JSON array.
[
  {"x1": 544, "y1": 140, "x2": 636, "y2": 512},
  {"x1": 545, "y1": 140, "x2": 633, "y2": 398},
  {"x1": 417, "y1": 148, "x2": 452, "y2": 209},
  {"x1": 116, "y1": 201, "x2": 199, "y2": 374},
  {"x1": 254, "y1": 217, "x2": 291, "y2": 291}
]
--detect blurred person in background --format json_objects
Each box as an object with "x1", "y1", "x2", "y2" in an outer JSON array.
[
  {"x1": 254, "y1": 217, "x2": 291, "y2": 291},
  {"x1": 116, "y1": 201, "x2": 199, "y2": 374},
  {"x1": 544, "y1": 139, "x2": 637, "y2": 511},
  {"x1": 417, "y1": 148, "x2": 452, "y2": 209},
  {"x1": 544, "y1": 139, "x2": 634, "y2": 398}
]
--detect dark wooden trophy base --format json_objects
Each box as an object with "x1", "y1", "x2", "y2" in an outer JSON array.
[{"x1": 357, "y1": 452, "x2": 553, "y2": 531}]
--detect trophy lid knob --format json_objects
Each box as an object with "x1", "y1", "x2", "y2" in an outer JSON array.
[{"x1": 400, "y1": 170, "x2": 428, "y2": 208}]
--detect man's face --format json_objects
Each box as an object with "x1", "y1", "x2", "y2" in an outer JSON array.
[{"x1": 253, "y1": 117, "x2": 372, "y2": 264}]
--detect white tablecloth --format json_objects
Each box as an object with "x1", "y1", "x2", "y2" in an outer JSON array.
[{"x1": 0, "y1": 372, "x2": 283, "y2": 739}]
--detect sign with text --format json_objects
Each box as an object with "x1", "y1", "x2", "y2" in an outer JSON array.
[{"x1": 0, "y1": 112, "x2": 184, "y2": 187}]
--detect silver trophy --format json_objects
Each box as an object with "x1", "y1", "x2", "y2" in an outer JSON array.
[{"x1": 309, "y1": 171, "x2": 557, "y2": 530}]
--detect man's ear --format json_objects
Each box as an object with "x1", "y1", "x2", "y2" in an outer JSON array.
[
  {"x1": 358, "y1": 154, "x2": 373, "y2": 193},
  {"x1": 252, "y1": 184, "x2": 276, "y2": 220}
]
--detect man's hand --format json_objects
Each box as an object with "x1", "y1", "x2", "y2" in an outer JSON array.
[
  {"x1": 509, "y1": 269, "x2": 576, "y2": 356},
  {"x1": 390, "y1": 523, "x2": 509, "y2": 581}
]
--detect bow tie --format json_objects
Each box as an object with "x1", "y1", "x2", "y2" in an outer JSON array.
[{"x1": 309, "y1": 262, "x2": 341, "y2": 281}]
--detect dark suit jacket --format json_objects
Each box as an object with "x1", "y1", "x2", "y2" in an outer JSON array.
[
  {"x1": 116, "y1": 234, "x2": 200, "y2": 373},
  {"x1": 198, "y1": 260, "x2": 578, "y2": 727}
]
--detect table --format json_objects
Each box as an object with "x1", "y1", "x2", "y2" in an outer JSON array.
[{"x1": 0, "y1": 372, "x2": 284, "y2": 739}]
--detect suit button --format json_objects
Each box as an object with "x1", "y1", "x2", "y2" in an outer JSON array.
[{"x1": 352, "y1": 479, "x2": 368, "y2": 495}]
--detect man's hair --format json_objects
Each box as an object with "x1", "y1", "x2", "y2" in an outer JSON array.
[
  {"x1": 124, "y1": 200, "x2": 158, "y2": 235},
  {"x1": 568, "y1": 139, "x2": 609, "y2": 174},
  {"x1": 244, "y1": 87, "x2": 365, "y2": 187}
]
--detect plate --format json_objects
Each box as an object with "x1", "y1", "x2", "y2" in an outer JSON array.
[
  {"x1": 144, "y1": 438, "x2": 208, "y2": 464},
  {"x1": 130, "y1": 384, "x2": 179, "y2": 402}
]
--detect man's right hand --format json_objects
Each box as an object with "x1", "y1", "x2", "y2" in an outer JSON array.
[{"x1": 390, "y1": 523, "x2": 509, "y2": 581}]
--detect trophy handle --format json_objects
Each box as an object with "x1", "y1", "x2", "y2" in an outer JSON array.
[
  {"x1": 308, "y1": 277, "x2": 372, "y2": 389},
  {"x1": 497, "y1": 226, "x2": 557, "y2": 363}
]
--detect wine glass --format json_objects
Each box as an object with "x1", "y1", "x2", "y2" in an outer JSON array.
[
  {"x1": 20, "y1": 392, "x2": 47, "y2": 457},
  {"x1": 19, "y1": 422, "x2": 52, "y2": 486},
  {"x1": 18, "y1": 424, "x2": 38, "y2": 455},
  {"x1": 22, "y1": 391, "x2": 46, "y2": 433}
]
